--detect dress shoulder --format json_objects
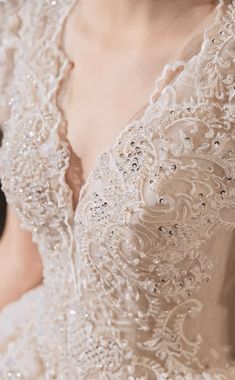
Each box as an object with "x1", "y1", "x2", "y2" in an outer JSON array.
[{"x1": 0, "y1": 1, "x2": 24, "y2": 131}]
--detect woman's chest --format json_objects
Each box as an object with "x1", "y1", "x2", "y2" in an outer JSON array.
[{"x1": 57, "y1": 46, "x2": 182, "y2": 195}]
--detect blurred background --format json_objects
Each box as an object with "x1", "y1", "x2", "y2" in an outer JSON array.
[{"x1": 0, "y1": 129, "x2": 7, "y2": 239}]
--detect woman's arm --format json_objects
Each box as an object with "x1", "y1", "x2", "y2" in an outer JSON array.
[{"x1": 0, "y1": 203, "x2": 43, "y2": 310}]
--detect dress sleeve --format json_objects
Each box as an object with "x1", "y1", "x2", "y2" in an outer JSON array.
[{"x1": 0, "y1": 2, "x2": 21, "y2": 134}]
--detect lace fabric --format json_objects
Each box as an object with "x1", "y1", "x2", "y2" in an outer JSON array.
[
  {"x1": 0, "y1": 0, "x2": 234, "y2": 379},
  {"x1": 0, "y1": 1, "x2": 21, "y2": 126}
]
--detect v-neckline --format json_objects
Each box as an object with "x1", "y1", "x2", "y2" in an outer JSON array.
[{"x1": 56, "y1": 0, "x2": 224, "y2": 220}]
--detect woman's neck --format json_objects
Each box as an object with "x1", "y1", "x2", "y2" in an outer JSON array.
[{"x1": 76, "y1": 0, "x2": 217, "y2": 43}]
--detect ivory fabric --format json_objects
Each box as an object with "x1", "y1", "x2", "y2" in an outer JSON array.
[{"x1": 0, "y1": 1, "x2": 235, "y2": 379}]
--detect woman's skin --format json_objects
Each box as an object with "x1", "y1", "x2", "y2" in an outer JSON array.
[{"x1": 0, "y1": 0, "x2": 217, "y2": 309}]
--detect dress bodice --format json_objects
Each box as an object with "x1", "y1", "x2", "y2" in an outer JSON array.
[{"x1": 0, "y1": 1, "x2": 235, "y2": 379}]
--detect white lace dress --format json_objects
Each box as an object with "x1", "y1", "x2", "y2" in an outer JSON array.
[{"x1": 0, "y1": 1, "x2": 235, "y2": 379}]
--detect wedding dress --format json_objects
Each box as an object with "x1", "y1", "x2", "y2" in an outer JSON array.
[{"x1": 0, "y1": 0, "x2": 234, "y2": 379}]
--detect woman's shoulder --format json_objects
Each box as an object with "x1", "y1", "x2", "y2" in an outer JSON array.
[
  {"x1": 0, "y1": 1, "x2": 22, "y2": 126},
  {"x1": 0, "y1": 1, "x2": 35, "y2": 128},
  {"x1": 0, "y1": 1, "x2": 56, "y2": 130}
]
